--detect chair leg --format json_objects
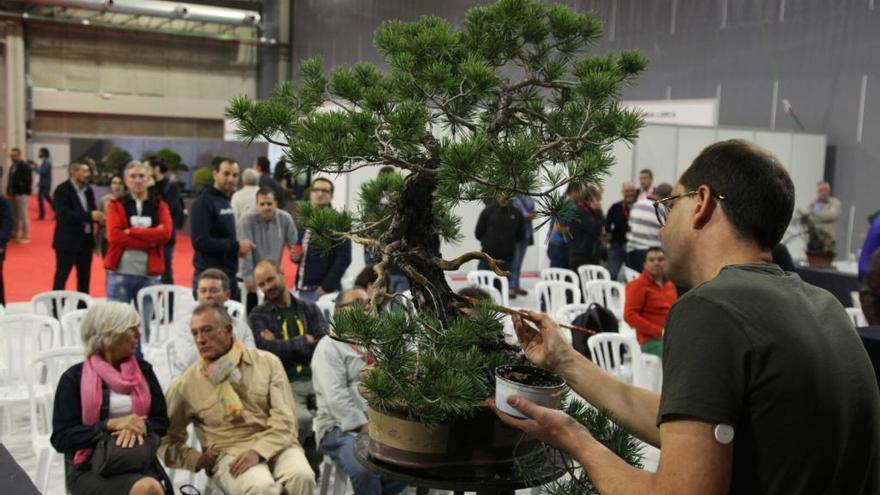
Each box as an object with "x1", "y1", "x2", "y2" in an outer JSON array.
[
  {"x1": 35, "y1": 447, "x2": 51, "y2": 494},
  {"x1": 333, "y1": 464, "x2": 349, "y2": 495},
  {"x1": 318, "y1": 457, "x2": 333, "y2": 495}
]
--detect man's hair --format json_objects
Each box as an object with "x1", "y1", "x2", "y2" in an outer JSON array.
[
  {"x1": 680, "y1": 139, "x2": 794, "y2": 251},
  {"x1": 335, "y1": 288, "x2": 367, "y2": 308},
  {"x1": 354, "y1": 264, "x2": 378, "y2": 288},
  {"x1": 255, "y1": 156, "x2": 271, "y2": 173},
  {"x1": 817, "y1": 181, "x2": 830, "y2": 188},
  {"x1": 565, "y1": 181, "x2": 584, "y2": 197},
  {"x1": 458, "y1": 286, "x2": 491, "y2": 301},
  {"x1": 39, "y1": 148, "x2": 50, "y2": 158},
  {"x1": 242, "y1": 168, "x2": 260, "y2": 186},
  {"x1": 255, "y1": 259, "x2": 281, "y2": 276},
  {"x1": 198, "y1": 268, "x2": 230, "y2": 292},
  {"x1": 645, "y1": 246, "x2": 664, "y2": 257},
  {"x1": 191, "y1": 300, "x2": 233, "y2": 328},
  {"x1": 311, "y1": 177, "x2": 334, "y2": 195},
  {"x1": 639, "y1": 168, "x2": 653, "y2": 178},
  {"x1": 144, "y1": 155, "x2": 168, "y2": 173},
  {"x1": 69, "y1": 162, "x2": 88, "y2": 174},
  {"x1": 378, "y1": 166, "x2": 395, "y2": 175},
  {"x1": 213, "y1": 157, "x2": 237, "y2": 171},
  {"x1": 582, "y1": 184, "x2": 601, "y2": 202},
  {"x1": 256, "y1": 186, "x2": 276, "y2": 200},
  {"x1": 124, "y1": 160, "x2": 148, "y2": 176},
  {"x1": 10, "y1": 147, "x2": 21, "y2": 154},
  {"x1": 654, "y1": 182, "x2": 673, "y2": 199}
]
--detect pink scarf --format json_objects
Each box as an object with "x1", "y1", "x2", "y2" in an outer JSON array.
[{"x1": 74, "y1": 353, "x2": 152, "y2": 465}]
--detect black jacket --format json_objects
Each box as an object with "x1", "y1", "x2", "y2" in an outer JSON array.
[
  {"x1": 475, "y1": 202, "x2": 525, "y2": 260},
  {"x1": 149, "y1": 177, "x2": 183, "y2": 236},
  {"x1": 8, "y1": 160, "x2": 32, "y2": 195},
  {"x1": 52, "y1": 180, "x2": 97, "y2": 253},
  {"x1": 605, "y1": 200, "x2": 631, "y2": 247},
  {"x1": 568, "y1": 203, "x2": 604, "y2": 268},
  {"x1": 0, "y1": 196, "x2": 12, "y2": 261},
  {"x1": 190, "y1": 186, "x2": 238, "y2": 277},
  {"x1": 248, "y1": 293, "x2": 328, "y2": 375},
  {"x1": 260, "y1": 174, "x2": 287, "y2": 209}
]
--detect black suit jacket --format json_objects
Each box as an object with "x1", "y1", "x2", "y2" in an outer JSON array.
[
  {"x1": 7, "y1": 160, "x2": 33, "y2": 195},
  {"x1": 0, "y1": 197, "x2": 12, "y2": 261},
  {"x1": 52, "y1": 180, "x2": 97, "y2": 253}
]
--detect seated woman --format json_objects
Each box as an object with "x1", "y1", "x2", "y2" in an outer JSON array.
[{"x1": 51, "y1": 301, "x2": 170, "y2": 495}]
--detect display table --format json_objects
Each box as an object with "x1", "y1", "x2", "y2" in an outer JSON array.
[
  {"x1": 0, "y1": 443, "x2": 40, "y2": 495},
  {"x1": 353, "y1": 433, "x2": 566, "y2": 495},
  {"x1": 794, "y1": 266, "x2": 861, "y2": 306}
]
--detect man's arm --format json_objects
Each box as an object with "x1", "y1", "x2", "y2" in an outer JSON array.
[
  {"x1": 106, "y1": 201, "x2": 153, "y2": 250},
  {"x1": 623, "y1": 282, "x2": 663, "y2": 340},
  {"x1": 250, "y1": 354, "x2": 299, "y2": 460},
  {"x1": 312, "y1": 342, "x2": 367, "y2": 430},
  {"x1": 158, "y1": 380, "x2": 202, "y2": 471},
  {"x1": 320, "y1": 238, "x2": 352, "y2": 293},
  {"x1": 53, "y1": 185, "x2": 91, "y2": 225},
  {"x1": 248, "y1": 308, "x2": 315, "y2": 363},
  {"x1": 127, "y1": 201, "x2": 173, "y2": 244},
  {"x1": 190, "y1": 198, "x2": 238, "y2": 255},
  {"x1": 238, "y1": 214, "x2": 256, "y2": 280}
]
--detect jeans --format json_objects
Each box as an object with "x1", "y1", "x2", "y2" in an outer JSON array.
[
  {"x1": 509, "y1": 240, "x2": 528, "y2": 290},
  {"x1": 319, "y1": 428, "x2": 406, "y2": 495},
  {"x1": 297, "y1": 288, "x2": 321, "y2": 303},
  {"x1": 547, "y1": 242, "x2": 569, "y2": 269},
  {"x1": 107, "y1": 272, "x2": 159, "y2": 347},
  {"x1": 38, "y1": 187, "x2": 53, "y2": 219},
  {"x1": 607, "y1": 244, "x2": 626, "y2": 281}
]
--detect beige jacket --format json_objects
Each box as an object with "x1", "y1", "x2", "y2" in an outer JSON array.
[
  {"x1": 159, "y1": 347, "x2": 299, "y2": 471},
  {"x1": 810, "y1": 197, "x2": 842, "y2": 240}
]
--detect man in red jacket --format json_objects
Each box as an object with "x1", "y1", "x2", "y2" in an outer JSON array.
[
  {"x1": 105, "y1": 161, "x2": 172, "y2": 306},
  {"x1": 623, "y1": 246, "x2": 677, "y2": 357}
]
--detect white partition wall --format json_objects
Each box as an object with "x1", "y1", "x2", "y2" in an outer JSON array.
[{"x1": 634, "y1": 126, "x2": 678, "y2": 187}]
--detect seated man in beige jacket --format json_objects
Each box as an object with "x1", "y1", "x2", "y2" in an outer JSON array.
[{"x1": 159, "y1": 301, "x2": 315, "y2": 495}]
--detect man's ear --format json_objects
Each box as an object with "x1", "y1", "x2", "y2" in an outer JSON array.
[{"x1": 692, "y1": 185, "x2": 719, "y2": 230}]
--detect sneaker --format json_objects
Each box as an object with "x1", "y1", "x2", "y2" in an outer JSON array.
[{"x1": 16, "y1": 238, "x2": 30, "y2": 244}]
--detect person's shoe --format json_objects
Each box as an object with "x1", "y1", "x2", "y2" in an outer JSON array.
[
  {"x1": 513, "y1": 288, "x2": 528, "y2": 296},
  {"x1": 16, "y1": 238, "x2": 30, "y2": 244}
]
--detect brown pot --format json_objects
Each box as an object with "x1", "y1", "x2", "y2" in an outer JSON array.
[
  {"x1": 806, "y1": 251, "x2": 834, "y2": 268},
  {"x1": 366, "y1": 405, "x2": 540, "y2": 477}
]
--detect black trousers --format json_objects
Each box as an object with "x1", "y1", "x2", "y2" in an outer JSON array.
[
  {"x1": 37, "y1": 187, "x2": 53, "y2": 219},
  {"x1": 53, "y1": 249, "x2": 93, "y2": 293},
  {"x1": 161, "y1": 240, "x2": 175, "y2": 284}
]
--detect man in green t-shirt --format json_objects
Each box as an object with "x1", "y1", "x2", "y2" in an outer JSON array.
[{"x1": 496, "y1": 140, "x2": 880, "y2": 494}]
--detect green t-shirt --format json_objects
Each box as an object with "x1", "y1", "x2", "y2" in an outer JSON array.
[
  {"x1": 659, "y1": 263, "x2": 880, "y2": 494},
  {"x1": 278, "y1": 305, "x2": 312, "y2": 382}
]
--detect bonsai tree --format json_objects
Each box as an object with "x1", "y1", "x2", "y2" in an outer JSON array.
[
  {"x1": 228, "y1": 0, "x2": 646, "y2": 484},
  {"x1": 151, "y1": 148, "x2": 189, "y2": 173},
  {"x1": 797, "y1": 211, "x2": 835, "y2": 256},
  {"x1": 95, "y1": 147, "x2": 132, "y2": 185}
]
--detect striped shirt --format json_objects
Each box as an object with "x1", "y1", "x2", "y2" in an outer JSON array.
[{"x1": 627, "y1": 199, "x2": 661, "y2": 252}]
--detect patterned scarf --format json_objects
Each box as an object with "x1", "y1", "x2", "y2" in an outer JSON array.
[{"x1": 199, "y1": 341, "x2": 244, "y2": 419}]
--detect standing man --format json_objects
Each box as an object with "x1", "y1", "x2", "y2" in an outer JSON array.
[
  {"x1": 474, "y1": 197, "x2": 524, "y2": 284},
  {"x1": 510, "y1": 194, "x2": 535, "y2": 296},
  {"x1": 547, "y1": 183, "x2": 584, "y2": 269},
  {"x1": 496, "y1": 140, "x2": 880, "y2": 494},
  {"x1": 0, "y1": 196, "x2": 12, "y2": 305},
  {"x1": 52, "y1": 163, "x2": 104, "y2": 293},
  {"x1": 190, "y1": 158, "x2": 254, "y2": 301},
  {"x1": 232, "y1": 168, "x2": 261, "y2": 223},
  {"x1": 240, "y1": 188, "x2": 298, "y2": 311},
  {"x1": 623, "y1": 247, "x2": 676, "y2": 357},
  {"x1": 625, "y1": 182, "x2": 672, "y2": 272},
  {"x1": 255, "y1": 156, "x2": 287, "y2": 210},
  {"x1": 294, "y1": 178, "x2": 351, "y2": 302},
  {"x1": 7, "y1": 148, "x2": 33, "y2": 243},
  {"x1": 637, "y1": 168, "x2": 654, "y2": 201},
  {"x1": 37, "y1": 148, "x2": 54, "y2": 221},
  {"x1": 808, "y1": 181, "x2": 842, "y2": 242},
  {"x1": 146, "y1": 156, "x2": 184, "y2": 285},
  {"x1": 605, "y1": 181, "x2": 637, "y2": 281},
  {"x1": 568, "y1": 185, "x2": 604, "y2": 270}
]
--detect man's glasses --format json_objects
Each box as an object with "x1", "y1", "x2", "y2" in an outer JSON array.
[
  {"x1": 311, "y1": 187, "x2": 332, "y2": 194},
  {"x1": 653, "y1": 190, "x2": 726, "y2": 227}
]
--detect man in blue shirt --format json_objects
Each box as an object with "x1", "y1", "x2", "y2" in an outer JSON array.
[{"x1": 37, "y1": 148, "x2": 54, "y2": 220}]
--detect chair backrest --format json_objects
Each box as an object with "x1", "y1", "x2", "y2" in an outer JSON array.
[
  {"x1": 136, "y1": 285, "x2": 195, "y2": 347},
  {"x1": 541, "y1": 268, "x2": 579, "y2": 286},
  {"x1": 28, "y1": 348, "x2": 83, "y2": 443},
  {"x1": 577, "y1": 264, "x2": 610, "y2": 289},
  {"x1": 59, "y1": 309, "x2": 89, "y2": 348},
  {"x1": 0, "y1": 315, "x2": 59, "y2": 385},
  {"x1": 845, "y1": 307, "x2": 868, "y2": 327},
  {"x1": 466, "y1": 270, "x2": 510, "y2": 306},
  {"x1": 534, "y1": 281, "x2": 581, "y2": 317},
  {"x1": 316, "y1": 300, "x2": 335, "y2": 323},
  {"x1": 224, "y1": 300, "x2": 247, "y2": 325},
  {"x1": 622, "y1": 267, "x2": 640, "y2": 283},
  {"x1": 31, "y1": 291, "x2": 94, "y2": 320},
  {"x1": 587, "y1": 333, "x2": 647, "y2": 387},
  {"x1": 555, "y1": 303, "x2": 592, "y2": 325},
  {"x1": 584, "y1": 280, "x2": 626, "y2": 319}
]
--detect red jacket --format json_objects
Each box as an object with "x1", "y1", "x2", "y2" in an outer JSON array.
[
  {"x1": 104, "y1": 195, "x2": 172, "y2": 276},
  {"x1": 624, "y1": 271, "x2": 677, "y2": 344}
]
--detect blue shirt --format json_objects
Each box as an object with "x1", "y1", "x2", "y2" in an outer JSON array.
[{"x1": 859, "y1": 215, "x2": 880, "y2": 279}]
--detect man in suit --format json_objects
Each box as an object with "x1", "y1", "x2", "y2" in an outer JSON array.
[
  {"x1": 52, "y1": 162, "x2": 104, "y2": 293},
  {"x1": 7, "y1": 148, "x2": 33, "y2": 243}
]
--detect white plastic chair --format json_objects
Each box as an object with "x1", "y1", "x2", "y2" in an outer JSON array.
[
  {"x1": 27, "y1": 347, "x2": 83, "y2": 494},
  {"x1": 59, "y1": 308, "x2": 89, "y2": 348},
  {"x1": 587, "y1": 333, "x2": 655, "y2": 390},
  {"x1": 136, "y1": 285, "x2": 194, "y2": 350},
  {"x1": 319, "y1": 456, "x2": 352, "y2": 495},
  {"x1": 583, "y1": 280, "x2": 626, "y2": 319},
  {"x1": 0, "y1": 314, "x2": 59, "y2": 434},
  {"x1": 31, "y1": 290, "x2": 94, "y2": 320},
  {"x1": 577, "y1": 264, "x2": 610, "y2": 294},
  {"x1": 534, "y1": 281, "x2": 581, "y2": 317},
  {"x1": 850, "y1": 292, "x2": 862, "y2": 309},
  {"x1": 622, "y1": 266, "x2": 640, "y2": 283},
  {"x1": 0, "y1": 304, "x2": 5, "y2": 317},
  {"x1": 845, "y1": 308, "x2": 868, "y2": 327},
  {"x1": 316, "y1": 300, "x2": 336, "y2": 323},
  {"x1": 467, "y1": 270, "x2": 510, "y2": 306},
  {"x1": 554, "y1": 303, "x2": 594, "y2": 346},
  {"x1": 224, "y1": 300, "x2": 247, "y2": 326},
  {"x1": 541, "y1": 268, "x2": 579, "y2": 287}
]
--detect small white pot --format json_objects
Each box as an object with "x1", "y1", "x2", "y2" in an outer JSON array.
[{"x1": 495, "y1": 365, "x2": 567, "y2": 419}]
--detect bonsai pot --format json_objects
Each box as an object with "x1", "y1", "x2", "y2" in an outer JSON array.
[
  {"x1": 366, "y1": 405, "x2": 540, "y2": 477},
  {"x1": 495, "y1": 365, "x2": 567, "y2": 419},
  {"x1": 806, "y1": 251, "x2": 834, "y2": 268}
]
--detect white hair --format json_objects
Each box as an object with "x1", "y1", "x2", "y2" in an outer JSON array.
[
  {"x1": 80, "y1": 302, "x2": 141, "y2": 356},
  {"x1": 124, "y1": 160, "x2": 148, "y2": 176},
  {"x1": 242, "y1": 168, "x2": 260, "y2": 186}
]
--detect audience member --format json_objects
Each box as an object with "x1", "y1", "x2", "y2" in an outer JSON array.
[
  {"x1": 862, "y1": 249, "x2": 880, "y2": 325},
  {"x1": 475, "y1": 197, "x2": 525, "y2": 284},
  {"x1": 37, "y1": 147, "x2": 54, "y2": 220},
  {"x1": 104, "y1": 161, "x2": 172, "y2": 306},
  {"x1": 637, "y1": 168, "x2": 654, "y2": 201},
  {"x1": 232, "y1": 168, "x2": 261, "y2": 223},
  {"x1": 623, "y1": 247, "x2": 676, "y2": 357},
  {"x1": 7, "y1": 147, "x2": 32, "y2": 243},
  {"x1": 809, "y1": 181, "x2": 841, "y2": 242},
  {"x1": 546, "y1": 182, "x2": 584, "y2": 268},
  {"x1": 169, "y1": 268, "x2": 256, "y2": 378},
  {"x1": 353, "y1": 264, "x2": 381, "y2": 299},
  {"x1": 510, "y1": 194, "x2": 535, "y2": 296},
  {"x1": 53, "y1": 162, "x2": 104, "y2": 293},
  {"x1": 240, "y1": 188, "x2": 298, "y2": 311},
  {"x1": 98, "y1": 174, "x2": 125, "y2": 257},
  {"x1": 568, "y1": 185, "x2": 604, "y2": 270},
  {"x1": 858, "y1": 211, "x2": 880, "y2": 280},
  {"x1": 250, "y1": 260, "x2": 328, "y2": 461},
  {"x1": 255, "y1": 156, "x2": 287, "y2": 209},
  {"x1": 496, "y1": 140, "x2": 880, "y2": 494},
  {"x1": 625, "y1": 182, "x2": 672, "y2": 272},
  {"x1": 606, "y1": 181, "x2": 637, "y2": 280},
  {"x1": 312, "y1": 288, "x2": 407, "y2": 495},
  {"x1": 0, "y1": 195, "x2": 12, "y2": 305},
  {"x1": 160, "y1": 301, "x2": 315, "y2": 495},
  {"x1": 146, "y1": 156, "x2": 184, "y2": 285},
  {"x1": 190, "y1": 158, "x2": 254, "y2": 300},
  {"x1": 51, "y1": 302, "x2": 170, "y2": 495},
  {"x1": 293, "y1": 178, "x2": 352, "y2": 302}
]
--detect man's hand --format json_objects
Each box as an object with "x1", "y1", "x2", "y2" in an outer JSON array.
[
  {"x1": 196, "y1": 446, "x2": 221, "y2": 475},
  {"x1": 490, "y1": 396, "x2": 590, "y2": 455},
  {"x1": 91, "y1": 211, "x2": 105, "y2": 223},
  {"x1": 228, "y1": 449, "x2": 261, "y2": 478},
  {"x1": 238, "y1": 240, "x2": 256, "y2": 257},
  {"x1": 106, "y1": 415, "x2": 146, "y2": 435},
  {"x1": 513, "y1": 311, "x2": 575, "y2": 373},
  {"x1": 244, "y1": 279, "x2": 256, "y2": 293},
  {"x1": 112, "y1": 428, "x2": 144, "y2": 448},
  {"x1": 260, "y1": 329, "x2": 276, "y2": 341},
  {"x1": 305, "y1": 334, "x2": 316, "y2": 344}
]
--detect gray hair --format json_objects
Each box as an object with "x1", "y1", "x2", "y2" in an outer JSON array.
[
  {"x1": 68, "y1": 162, "x2": 88, "y2": 174},
  {"x1": 124, "y1": 160, "x2": 148, "y2": 176},
  {"x1": 80, "y1": 302, "x2": 141, "y2": 355},
  {"x1": 191, "y1": 301, "x2": 233, "y2": 328},
  {"x1": 242, "y1": 168, "x2": 260, "y2": 186}
]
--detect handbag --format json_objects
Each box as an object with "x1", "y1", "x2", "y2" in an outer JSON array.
[{"x1": 91, "y1": 432, "x2": 159, "y2": 476}]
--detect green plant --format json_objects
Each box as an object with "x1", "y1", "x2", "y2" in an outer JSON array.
[
  {"x1": 797, "y1": 211, "x2": 835, "y2": 255},
  {"x1": 191, "y1": 166, "x2": 214, "y2": 188},
  {"x1": 152, "y1": 148, "x2": 189, "y2": 172},
  {"x1": 95, "y1": 147, "x2": 132, "y2": 184}
]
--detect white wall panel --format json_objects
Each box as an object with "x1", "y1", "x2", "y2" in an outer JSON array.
[
  {"x1": 755, "y1": 131, "x2": 793, "y2": 172},
  {"x1": 605, "y1": 140, "x2": 635, "y2": 197},
  {"x1": 789, "y1": 134, "x2": 827, "y2": 212},
  {"x1": 634, "y1": 125, "x2": 678, "y2": 185},
  {"x1": 675, "y1": 127, "x2": 718, "y2": 179},
  {"x1": 716, "y1": 129, "x2": 756, "y2": 142}
]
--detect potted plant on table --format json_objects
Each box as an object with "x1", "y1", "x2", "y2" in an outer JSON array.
[
  {"x1": 798, "y1": 212, "x2": 836, "y2": 268},
  {"x1": 229, "y1": 0, "x2": 644, "y2": 487}
]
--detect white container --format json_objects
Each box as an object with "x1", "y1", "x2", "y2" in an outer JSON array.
[{"x1": 495, "y1": 365, "x2": 567, "y2": 419}]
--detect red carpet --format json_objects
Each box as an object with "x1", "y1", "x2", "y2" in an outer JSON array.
[{"x1": 5, "y1": 196, "x2": 299, "y2": 303}]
